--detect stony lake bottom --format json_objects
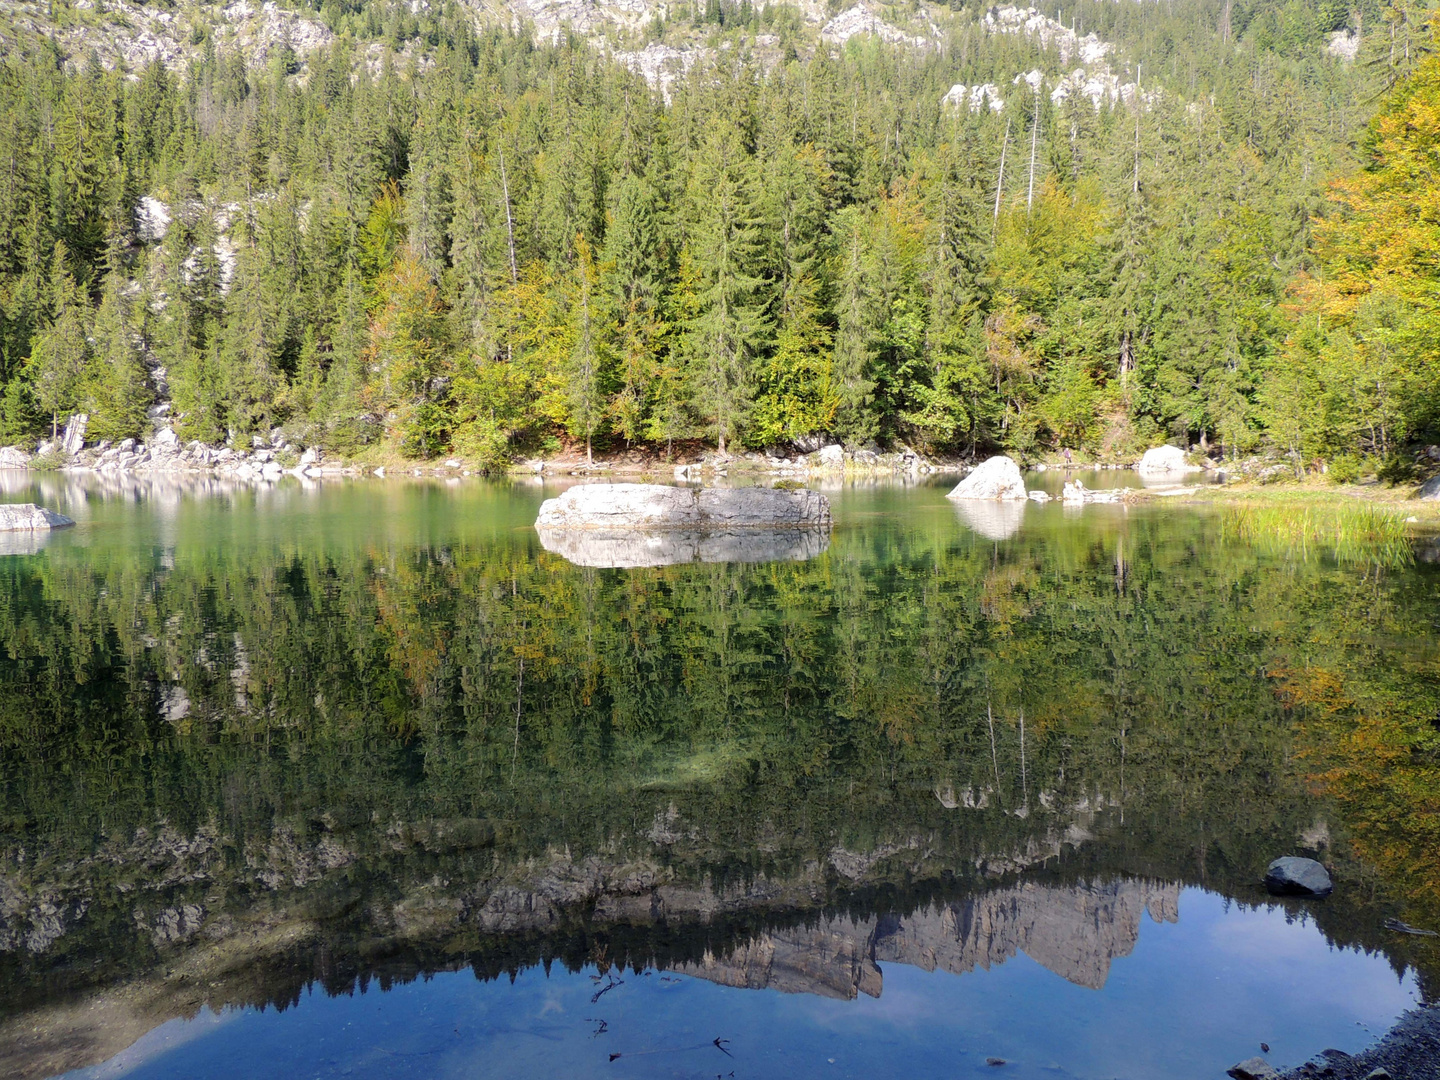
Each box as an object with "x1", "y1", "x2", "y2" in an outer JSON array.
[{"x1": 0, "y1": 472, "x2": 1436, "y2": 1080}]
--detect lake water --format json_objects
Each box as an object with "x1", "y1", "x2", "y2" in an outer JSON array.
[{"x1": 0, "y1": 473, "x2": 1436, "y2": 1080}]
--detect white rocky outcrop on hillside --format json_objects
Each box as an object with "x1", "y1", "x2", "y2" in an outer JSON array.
[
  {"x1": 941, "y1": 7, "x2": 1148, "y2": 113},
  {"x1": 821, "y1": 5, "x2": 933, "y2": 49},
  {"x1": 0, "y1": 0, "x2": 333, "y2": 76}
]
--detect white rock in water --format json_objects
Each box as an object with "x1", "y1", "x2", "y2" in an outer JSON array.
[
  {"x1": 535, "y1": 483, "x2": 830, "y2": 529},
  {"x1": 0, "y1": 504, "x2": 75, "y2": 531},
  {"x1": 1136, "y1": 445, "x2": 1200, "y2": 475},
  {"x1": 947, "y1": 456, "x2": 1028, "y2": 501}
]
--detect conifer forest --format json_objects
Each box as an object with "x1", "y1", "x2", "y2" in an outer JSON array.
[{"x1": 2, "y1": 0, "x2": 1437, "y2": 468}]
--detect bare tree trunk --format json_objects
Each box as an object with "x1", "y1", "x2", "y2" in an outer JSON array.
[
  {"x1": 1027, "y1": 85, "x2": 1040, "y2": 216},
  {"x1": 499, "y1": 150, "x2": 518, "y2": 286},
  {"x1": 1133, "y1": 63, "x2": 1143, "y2": 194},
  {"x1": 993, "y1": 118, "x2": 1010, "y2": 227}
]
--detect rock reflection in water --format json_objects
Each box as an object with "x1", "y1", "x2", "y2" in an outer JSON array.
[
  {"x1": 0, "y1": 531, "x2": 54, "y2": 557},
  {"x1": 953, "y1": 497, "x2": 1027, "y2": 540},
  {"x1": 680, "y1": 879, "x2": 1179, "y2": 999},
  {"x1": 536, "y1": 525, "x2": 831, "y2": 567}
]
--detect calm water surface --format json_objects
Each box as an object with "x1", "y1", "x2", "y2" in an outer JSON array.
[{"x1": 0, "y1": 473, "x2": 1435, "y2": 1080}]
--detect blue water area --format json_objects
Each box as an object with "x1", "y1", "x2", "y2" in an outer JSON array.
[{"x1": 63, "y1": 889, "x2": 1416, "y2": 1080}]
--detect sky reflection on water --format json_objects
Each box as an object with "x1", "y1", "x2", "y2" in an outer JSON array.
[{"x1": 63, "y1": 889, "x2": 1417, "y2": 1080}]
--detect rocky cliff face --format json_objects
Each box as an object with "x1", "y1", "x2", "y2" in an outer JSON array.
[{"x1": 2, "y1": 0, "x2": 1136, "y2": 108}]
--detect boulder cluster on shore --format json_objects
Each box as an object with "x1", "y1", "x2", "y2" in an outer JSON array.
[{"x1": 2, "y1": 415, "x2": 356, "y2": 481}]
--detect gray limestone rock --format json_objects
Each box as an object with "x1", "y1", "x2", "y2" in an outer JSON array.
[
  {"x1": 1136, "y1": 444, "x2": 1201, "y2": 475},
  {"x1": 1229, "y1": 1058, "x2": 1280, "y2": 1080},
  {"x1": 1264, "y1": 856, "x2": 1333, "y2": 898},
  {"x1": 60, "y1": 414, "x2": 88, "y2": 456},
  {"x1": 0, "y1": 504, "x2": 74, "y2": 532},
  {"x1": 535, "y1": 483, "x2": 831, "y2": 531}
]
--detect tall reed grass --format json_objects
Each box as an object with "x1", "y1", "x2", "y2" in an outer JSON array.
[{"x1": 1219, "y1": 504, "x2": 1414, "y2": 567}]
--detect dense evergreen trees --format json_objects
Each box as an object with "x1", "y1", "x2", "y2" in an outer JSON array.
[{"x1": 0, "y1": 0, "x2": 1431, "y2": 465}]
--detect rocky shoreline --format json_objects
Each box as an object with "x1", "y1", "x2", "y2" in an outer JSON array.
[{"x1": 1274, "y1": 1003, "x2": 1440, "y2": 1080}]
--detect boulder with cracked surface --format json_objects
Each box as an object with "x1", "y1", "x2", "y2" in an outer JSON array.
[
  {"x1": 947, "y1": 456, "x2": 1028, "y2": 501},
  {"x1": 0, "y1": 504, "x2": 74, "y2": 532}
]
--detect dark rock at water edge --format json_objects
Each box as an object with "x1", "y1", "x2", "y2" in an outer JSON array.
[{"x1": 1264, "y1": 856, "x2": 1334, "y2": 898}]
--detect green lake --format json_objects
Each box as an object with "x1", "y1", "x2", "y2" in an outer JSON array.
[{"x1": 0, "y1": 473, "x2": 1436, "y2": 1079}]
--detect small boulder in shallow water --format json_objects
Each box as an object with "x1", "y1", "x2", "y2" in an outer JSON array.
[
  {"x1": 0, "y1": 504, "x2": 73, "y2": 532},
  {"x1": 1264, "y1": 856, "x2": 1333, "y2": 898},
  {"x1": 1227, "y1": 1058, "x2": 1279, "y2": 1080}
]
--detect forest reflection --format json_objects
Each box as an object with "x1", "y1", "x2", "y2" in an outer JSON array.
[{"x1": 0, "y1": 480, "x2": 1437, "y2": 1076}]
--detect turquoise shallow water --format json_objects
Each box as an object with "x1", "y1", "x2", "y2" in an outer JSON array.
[{"x1": 0, "y1": 473, "x2": 1434, "y2": 1079}]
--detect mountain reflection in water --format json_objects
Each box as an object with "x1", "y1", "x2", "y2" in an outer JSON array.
[{"x1": 0, "y1": 476, "x2": 1435, "y2": 1079}]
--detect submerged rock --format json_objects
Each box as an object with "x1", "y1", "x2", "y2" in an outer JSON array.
[
  {"x1": 537, "y1": 526, "x2": 830, "y2": 568},
  {"x1": 947, "y1": 456, "x2": 1027, "y2": 501},
  {"x1": 1136, "y1": 445, "x2": 1201, "y2": 475},
  {"x1": 1229, "y1": 1057, "x2": 1280, "y2": 1080},
  {"x1": 1264, "y1": 856, "x2": 1333, "y2": 898},
  {"x1": 535, "y1": 483, "x2": 831, "y2": 530},
  {"x1": 0, "y1": 504, "x2": 74, "y2": 532}
]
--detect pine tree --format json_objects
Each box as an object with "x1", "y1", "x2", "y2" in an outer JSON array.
[
  {"x1": 26, "y1": 243, "x2": 90, "y2": 440},
  {"x1": 83, "y1": 273, "x2": 151, "y2": 442},
  {"x1": 682, "y1": 125, "x2": 767, "y2": 454}
]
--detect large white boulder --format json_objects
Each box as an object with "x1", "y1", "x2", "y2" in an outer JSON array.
[
  {"x1": 0, "y1": 504, "x2": 74, "y2": 531},
  {"x1": 1136, "y1": 445, "x2": 1200, "y2": 475},
  {"x1": 0, "y1": 447, "x2": 31, "y2": 469},
  {"x1": 947, "y1": 456, "x2": 1028, "y2": 501},
  {"x1": 535, "y1": 483, "x2": 831, "y2": 530}
]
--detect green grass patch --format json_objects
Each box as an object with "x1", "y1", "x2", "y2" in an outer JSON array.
[{"x1": 1220, "y1": 504, "x2": 1414, "y2": 567}]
